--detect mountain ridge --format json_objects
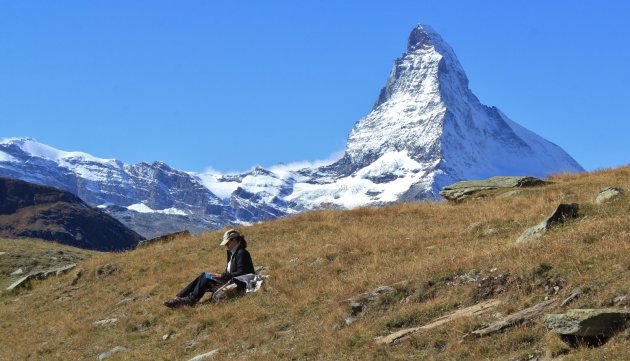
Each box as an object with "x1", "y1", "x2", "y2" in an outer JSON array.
[{"x1": 0, "y1": 177, "x2": 144, "y2": 251}]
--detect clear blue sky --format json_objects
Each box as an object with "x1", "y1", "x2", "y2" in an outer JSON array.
[{"x1": 1, "y1": 1, "x2": 628, "y2": 173}]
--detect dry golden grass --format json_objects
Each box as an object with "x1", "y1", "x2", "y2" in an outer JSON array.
[
  {"x1": 0, "y1": 238, "x2": 97, "y2": 291},
  {"x1": 1, "y1": 165, "x2": 630, "y2": 360}
]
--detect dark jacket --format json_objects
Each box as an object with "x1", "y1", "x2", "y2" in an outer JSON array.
[{"x1": 220, "y1": 243, "x2": 255, "y2": 282}]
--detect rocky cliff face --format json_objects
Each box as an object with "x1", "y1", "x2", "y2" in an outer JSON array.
[
  {"x1": 0, "y1": 24, "x2": 584, "y2": 238},
  {"x1": 0, "y1": 177, "x2": 144, "y2": 251}
]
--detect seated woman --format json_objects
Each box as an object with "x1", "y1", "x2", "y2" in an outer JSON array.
[{"x1": 164, "y1": 229, "x2": 255, "y2": 308}]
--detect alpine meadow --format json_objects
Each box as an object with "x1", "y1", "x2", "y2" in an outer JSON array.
[
  {"x1": 1, "y1": 5, "x2": 630, "y2": 360},
  {"x1": 1, "y1": 165, "x2": 630, "y2": 360}
]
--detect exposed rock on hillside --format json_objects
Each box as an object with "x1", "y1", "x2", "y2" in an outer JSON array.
[
  {"x1": 440, "y1": 176, "x2": 547, "y2": 202},
  {"x1": 595, "y1": 186, "x2": 624, "y2": 205},
  {"x1": 187, "y1": 349, "x2": 220, "y2": 361},
  {"x1": 378, "y1": 299, "x2": 502, "y2": 345},
  {"x1": 0, "y1": 177, "x2": 144, "y2": 251},
  {"x1": 137, "y1": 230, "x2": 191, "y2": 248},
  {"x1": 342, "y1": 283, "x2": 402, "y2": 325},
  {"x1": 6, "y1": 263, "x2": 76, "y2": 291},
  {"x1": 465, "y1": 298, "x2": 558, "y2": 339},
  {"x1": 516, "y1": 203, "x2": 579, "y2": 244},
  {"x1": 544, "y1": 309, "x2": 630, "y2": 347},
  {"x1": 97, "y1": 346, "x2": 127, "y2": 361}
]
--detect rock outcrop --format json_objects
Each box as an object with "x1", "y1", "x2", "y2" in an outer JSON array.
[
  {"x1": 187, "y1": 349, "x2": 220, "y2": 361},
  {"x1": 137, "y1": 230, "x2": 191, "y2": 248},
  {"x1": 342, "y1": 284, "x2": 400, "y2": 325},
  {"x1": 6, "y1": 263, "x2": 77, "y2": 291},
  {"x1": 97, "y1": 346, "x2": 127, "y2": 361},
  {"x1": 378, "y1": 299, "x2": 502, "y2": 345},
  {"x1": 440, "y1": 176, "x2": 547, "y2": 202},
  {"x1": 544, "y1": 309, "x2": 630, "y2": 347},
  {"x1": 595, "y1": 186, "x2": 624, "y2": 205},
  {"x1": 464, "y1": 298, "x2": 558, "y2": 339},
  {"x1": 515, "y1": 203, "x2": 579, "y2": 244}
]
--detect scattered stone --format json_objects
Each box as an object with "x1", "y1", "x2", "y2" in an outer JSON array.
[
  {"x1": 471, "y1": 273, "x2": 515, "y2": 302},
  {"x1": 10, "y1": 268, "x2": 24, "y2": 276},
  {"x1": 185, "y1": 340, "x2": 198, "y2": 352},
  {"x1": 0, "y1": 252, "x2": 6, "y2": 256},
  {"x1": 345, "y1": 301, "x2": 365, "y2": 325},
  {"x1": 544, "y1": 309, "x2": 630, "y2": 347},
  {"x1": 440, "y1": 176, "x2": 547, "y2": 202},
  {"x1": 137, "y1": 230, "x2": 191, "y2": 248},
  {"x1": 71, "y1": 269, "x2": 84, "y2": 286},
  {"x1": 93, "y1": 318, "x2": 118, "y2": 327},
  {"x1": 595, "y1": 187, "x2": 624, "y2": 205},
  {"x1": 187, "y1": 349, "x2": 220, "y2": 361},
  {"x1": 97, "y1": 346, "x2": 127, "y2": 361},
  {"x1": 131, "y1": 319, "x2": 153, "y2": 332},
  {"x1": 6, "y1": 263, "x2": 77, "y2": 291},
  {"x1": 377, "y1": 299, "x2": 502, "y2": 345},
  {"x1": 516, "y1": 203, "x2": 579, "y2": 244},
  {"x1": 162, "y1": 332, "x2": 176, "y2": 341},
  {"x1": 561, "y1": 288, "x2": 582, "y2": 307},
  {"x1": 465, "y1": 221, "x2": 484, "y2": 233},
  {"x1": 56, "y1": 295, "x2": 73, "y2": 302},
  {"x1": 116, "y1": 297, "x2": 137, "y2": 306},
  {"x1": 97, "y1": 264, "x2": 119, "y2": 276},
  {"x1": 7, "y1": 275, "x2": 30, "y2": 292},
  {"x1": 464, "y1": 298, "x2": 558, "y2": 339},
  {"x1": 614, "y1": 294, "x2": 630, "y2": 308},
  {"x1": 482, "y1": 228, "x2": 498, "y2": 237},
  {"x1": 342, "y1": 283, "x2": 404, "y2": 325}
]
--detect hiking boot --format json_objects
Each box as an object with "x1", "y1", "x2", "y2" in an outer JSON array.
[{"x1": 163, "y1": 296, "x2": 195, "y2": 308}]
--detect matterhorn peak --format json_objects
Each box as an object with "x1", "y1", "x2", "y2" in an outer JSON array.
[
  {"x1": 407, "y1": 24, "x2": 439, "y2": 51},
  {"x1": 330, "y1": 23, "x2": 582, "y2": 198}
]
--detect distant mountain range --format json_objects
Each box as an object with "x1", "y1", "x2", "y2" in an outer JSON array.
[{"x1": 0, "y1": 24, "x2": 583, "y2": 238}]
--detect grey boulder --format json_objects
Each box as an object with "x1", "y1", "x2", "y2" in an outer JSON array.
[
  {"x1": 544, "y1": 309, "x2": 630, "y2": 347},
  {"x1": 97, "y1": 346, "x2": 127, "y2": 360},
  {"x1": 440, "y1": 176, "x2": 547, "y2": 202},
  {"x1": 595, "y1": 186, "x2": 624, "y2": 205},
  {"x1": 516, "y1": 203, "x2": 579, "y2": 244}
]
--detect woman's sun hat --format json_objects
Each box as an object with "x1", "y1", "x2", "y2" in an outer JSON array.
[{"x1": 220, "y1": 229, "x2": 241, "y2": 246}]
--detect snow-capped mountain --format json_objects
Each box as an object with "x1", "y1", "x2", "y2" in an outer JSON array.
[
  {"x1": 0, "y1": 138, "x2": 233, "y2": 238},
  {"x1": 279, "y1": 24, "x2": 583, "y2": 207},
  {"x1": 0, "y1": 24, "x2": 583, "y2": 238}
]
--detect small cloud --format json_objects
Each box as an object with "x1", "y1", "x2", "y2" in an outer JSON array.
[
  {"x1": 199, "y1": 166, "x2": 224, "y2": 176},
  {"x1": 198, "y1": 165, "x2": 257, "y2": 177},
  {"x1": 269, "y1": 149, "x2": 345, "y2": 172},
  {"x1": 196, "y1": 150, "x2": 345, "y2": 177}
]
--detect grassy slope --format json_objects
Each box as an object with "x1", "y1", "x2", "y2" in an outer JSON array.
[
  {"x1": 1, "y1": 166, "x2": 629, "y2": 360},
  {"x1": 0, "y1": 238, "x2": 96, "y2": 292}
]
